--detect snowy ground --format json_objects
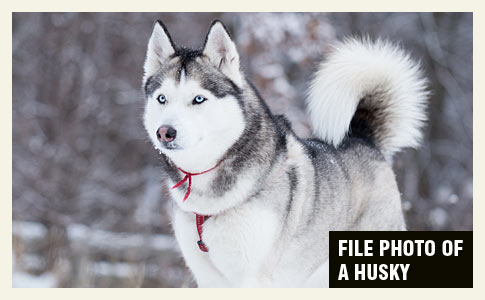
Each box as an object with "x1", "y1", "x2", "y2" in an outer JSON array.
[{"x1": 12, "y1": 220, "x2": 184, "y2": 288}]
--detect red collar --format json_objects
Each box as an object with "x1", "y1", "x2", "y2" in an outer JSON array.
[
  {"x1": 171, "y1": 162, "x2": 221, "y2": 202},
  {"x1": 171, "y1": 162, "x2": 221, "y2": 252},
  {"x1": 195, "y1": 214, "x2": 210, "y2": 252}
]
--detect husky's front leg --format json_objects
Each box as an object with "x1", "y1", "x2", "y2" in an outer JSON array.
[
  {"x1": 173, "y1": 208, "x2": 230, "y2": 287},
  {"x1": 204, "y1": 204, "x2": 280, "y2": 287}
]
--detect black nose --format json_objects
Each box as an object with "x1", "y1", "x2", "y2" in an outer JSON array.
[{"x1": 157, "y1": 125, "x2": 177, "y2": 142}]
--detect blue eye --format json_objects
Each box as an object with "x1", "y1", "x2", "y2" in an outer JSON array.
[
  {"x1": 193, "y1": 95, "x2": 207, "y2": 105},
  {"x1": 157, "y1": 94, "x2": 166, "y2": 104}
]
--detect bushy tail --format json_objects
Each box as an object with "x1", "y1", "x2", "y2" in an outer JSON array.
[{"x1": 306, "y1": 38, "x2": 428, "y2": 162}]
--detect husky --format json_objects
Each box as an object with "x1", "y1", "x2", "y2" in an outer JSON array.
[{"x1": 141, "y1": 19, "x2": 428, "y2": 287}]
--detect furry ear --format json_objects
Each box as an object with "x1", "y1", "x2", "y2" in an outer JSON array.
[
  {"x1": 143, "y1": 20, "x2": 175, "y2": 82},
  {"x1": 202, "y1": 20, "x2": 243, "y2": 87}
]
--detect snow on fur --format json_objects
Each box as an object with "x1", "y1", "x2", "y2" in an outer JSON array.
[{"x1": 306, "y1": 38, "x2": 428, "y2": 161}]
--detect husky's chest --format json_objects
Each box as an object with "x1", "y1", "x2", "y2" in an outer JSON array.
[{"x1": 172, "y1": 199, "x2": 280, "y2": 287}]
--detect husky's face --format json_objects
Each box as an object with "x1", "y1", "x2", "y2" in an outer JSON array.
[{"x1": 142, "y1": 21, "x2": 246, "y2": 172}]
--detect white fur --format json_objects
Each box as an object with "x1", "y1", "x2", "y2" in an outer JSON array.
[
  {"x1": 307, "y1": 38, "x2": 428, "y2": 161},
  {"x1": 173, "y1": 203, "x2": 279, "y2": 287},
  {"x1": 143, "y1": 78, "x2": 245, "y2": 173}
]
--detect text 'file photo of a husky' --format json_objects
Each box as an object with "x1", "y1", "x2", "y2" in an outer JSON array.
[{"x1": 141, "y1": 20, "x2": 428, "y2": 287}]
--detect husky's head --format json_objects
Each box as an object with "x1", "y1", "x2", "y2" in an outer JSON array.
[{"x1": 142, "y1": 20, "x2": 246, "y2": 172}]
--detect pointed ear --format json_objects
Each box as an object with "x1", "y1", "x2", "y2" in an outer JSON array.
[
  {"x1": 143, "y1": 20, "x2": 176, "y2": 82},
  {"x1": 202, "y1": 20, "x2": 243, "y2": 87}
]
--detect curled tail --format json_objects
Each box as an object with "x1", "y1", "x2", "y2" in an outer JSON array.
[{"x1": 306, "y1": 38, "x2": 428, "y2": 162}]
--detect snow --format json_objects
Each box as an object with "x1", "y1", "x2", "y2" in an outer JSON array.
[
  {"x1": 12, "y1": 271, "x2": 57, "y2": 288},
  {"x1": 66, "y1": 223, "x2": 175, "y2": 252},
  {"x1": 13, "y1": 220, "x2": 175, "y2": 253},
  {"x1": 12, "y1": 253, "x2": 57, "y2": 288},
  {"x1": 13, "y1": 220, "x2": 177, "y2": 287},
  {"x1": 429, "y1": 207, "x2": 448, "y2": 228},
  {"x1": 12, "y1": 221, "x2": 47, "y2": 240},
  {"x1": 91, "y1": 261, "x2": 138, "y2": 278}
]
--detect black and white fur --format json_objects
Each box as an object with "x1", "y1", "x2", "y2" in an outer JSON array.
[{"x1": 142, "y1": 20, "x2": 428, "y2": 287}]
